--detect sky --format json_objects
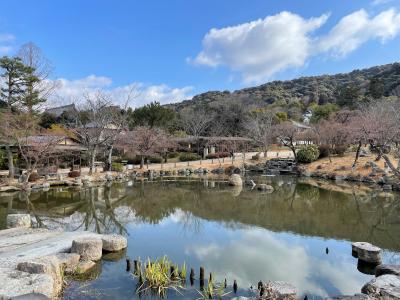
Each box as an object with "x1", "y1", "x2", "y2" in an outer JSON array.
[{"x1": 0, "y1": 0, "x2": 400, "y2": 107}]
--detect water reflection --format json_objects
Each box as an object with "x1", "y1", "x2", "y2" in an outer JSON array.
[{"x1": 1, "y1": 176, "x2": 400, "y2": 299}]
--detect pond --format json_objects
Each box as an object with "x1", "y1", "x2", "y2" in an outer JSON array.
[{"x1": 0, "y1": 175, "x2": 399, "y2": 299}]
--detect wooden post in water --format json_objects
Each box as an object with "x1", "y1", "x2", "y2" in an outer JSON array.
[
  {"x1": 209, "y1": 273, "x2": 213, "y2": 282},
  {"x1": 224, "y1": 278, "x2": 227, "y2": 288},
  {"x1": 200, "y1": 267, "x2": 205, "y2": 288},
  {"x1": 190, "y1": 268, "x2": 195, "y2": 286},
  {"x1": 134, "y1": 260, "x2": 139, "y2": 273},
  {"x1": 170, "y1": 266, "x2": 176, "y2": 278},
  {"x1": 233, "y1": 280, "x2": 238, "y2": 293},
  {"x1": 126, "y1": 259, "x2": 131, "y2": 272}
]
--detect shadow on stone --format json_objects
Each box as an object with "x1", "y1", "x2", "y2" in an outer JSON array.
[{"x1": 357, "y1": 259, "x2": 378, "y2": 275}]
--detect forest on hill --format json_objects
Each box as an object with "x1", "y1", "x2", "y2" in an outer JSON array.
[{"x1": 167, "y1": 62, "x2": 400, "y2": 122}]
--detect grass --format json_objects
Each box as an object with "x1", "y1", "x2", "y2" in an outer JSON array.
[
  {"x1": 133, "y1": 256, "x2": 186, "y2": 297},
  {"x1": 196, "y1": 275, "x2": 230, "y2": 300}
]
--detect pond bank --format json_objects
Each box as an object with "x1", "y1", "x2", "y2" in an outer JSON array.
[{"x1": 0, "y1": 215, "x2": 127, "y2": 299}]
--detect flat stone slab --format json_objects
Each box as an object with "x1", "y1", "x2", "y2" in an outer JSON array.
[
  {"x1": 361, "y1": 274, "x2": 400, "y2": 299},
  {"x1": 9, "y1": 293, "x2": 50, "y2": 300},
  {"x1": 376, "y1": 265, "x2": 400, "y2": 277},
  {"x1": 54, "y1": 253, "x2": 80, "y2": 269},
  {"x1": 0, "y1": 268, "x2": 53, "y2": 299},
  {"x1": 352, "y1": 242, "x2": 382, "y2": 263},
  {"x1": 102, "y1": 234, "x2": 127, "y2": 252}
]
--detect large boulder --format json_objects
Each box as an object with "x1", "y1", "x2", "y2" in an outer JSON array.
[
  {"x1": 71, "y1": 237, "x2": 102, "y2": 261},
  {"x1": 6, "y1": 214, "x2": 31, "y2": 229},
  {"x1": 376, "y1": 265, "x2": 400, "y2": 277},
  {"x1": 228, "y1": 174, "x2": 242, "y2": 186},
  {"x1": 352, "y1": 242, "x2": 382, "y2": 264},
  {"x1": 102, "y1": 234, "x2": 127, "y2": 252},
  {"x1": 361, "y1": 274, "x2": 400, "y2": 299}
]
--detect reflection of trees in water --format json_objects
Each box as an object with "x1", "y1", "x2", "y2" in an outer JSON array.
[{"x1": 1, "y1": 176, "x2": 400, "y2": 251}]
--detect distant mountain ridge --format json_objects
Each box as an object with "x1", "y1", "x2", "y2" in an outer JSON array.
[{"x1": 167, "y1": 62, "x2": 400, "y2": 111}]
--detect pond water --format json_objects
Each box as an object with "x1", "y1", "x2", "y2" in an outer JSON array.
[{"x1": 0, "y1": 175, "x2": 399, "y2": 300}]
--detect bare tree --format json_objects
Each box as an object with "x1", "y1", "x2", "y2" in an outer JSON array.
[
  {"x1": 5, "y1": 112, "x2": 60, "y2": 188},
  {"x1": 314, "y1": 119, "x2": 349, "y2": 162},
  {"x1": 274, "y1": 122, "x2": 299, "y2": 160},
  {"x1": 245, "y1": 111, "x2": 274, "y2": 158},
  {"x1": 117, "y1": 126, "x2": 169, "y2": 168},
  {"x1": 352, "y1": 101, "x2": 400, "y2": 176},
  {"x1": 180, "y1": 107, "x2": 214, "y2": 154},
  {"x1": 68, "y1": 91, "x2": 125, "y2": 175}
]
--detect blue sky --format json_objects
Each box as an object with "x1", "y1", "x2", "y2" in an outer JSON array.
[{"x1": 0, "y1": 0, "x2": 399, "y2": 107}]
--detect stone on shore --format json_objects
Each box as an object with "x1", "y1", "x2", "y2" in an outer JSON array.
[
  {"x1": 54, "y1": 253, "x2": 80, "y2": 269},
  {"x1": 257, "y1": 184, "x2": 274, "y2": 192},
  {"x1": 376, "y1": 265, "x2": 400, "y2": 277},
  {"x1": 7, "y1": 214, "x2": 31, "y2": 229},
  {"x1": 361, "y1": 274, "x2": 400, "y2": 299},
  {"x1": 102, "y1": 234, "x2": 127, "y2": 252},
  {"x1": 17, "y1": 255, "x2": 62, "y2": 296},
  {"x1": 260, "y1": 281, "x2": 297, "y2": 300},
  {"x1": 352, "y1": 242, "x2": 382, "y2": 263},
  {"x1": 0, "y1": 268, "x2": 53, "y2": 299},
  {"x1": 71, "y1": 237, "x2": 102, "y2": 261},
  {"x1": 9, "y1": 293, "x2": 50, "y2": 299},
  {"x1": 229, "y1": 174, "x2": 242, "y2": 186},
  {"x1": 325, "y1": 294, "x2": 371, "y2": 300},
  {"x1": 66, "y1": 260, "x2": 96, "y2": 275}
]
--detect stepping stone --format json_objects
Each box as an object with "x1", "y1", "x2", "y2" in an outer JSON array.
[
  {"x1": 54, "y1": 253, "x2": 80, "y2": 269},
  {"x1": 352, "y1": 242, "x2": 382, "y2": 264},
  {"x1": 71, "y1": 237, "x2": 102, "y2": 261},
  {"x1": 102, "y1": 234, "x2": 127, "y2": 252},
  {"x1": 376, "y1": 265, "x2": 400, "y2": 277}
]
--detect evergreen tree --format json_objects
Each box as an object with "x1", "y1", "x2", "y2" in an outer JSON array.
[{"x1": 0, "y1": 56, "x2": 27, "y2": 109}]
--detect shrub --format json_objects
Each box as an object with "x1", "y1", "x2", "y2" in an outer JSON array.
[
  {"x1": 318, "y1": 144, "x2": 347, "y2": 158},
  {"x1": 297, "y1": 144, "x2": 320, "y2": 163},
  {"x1": 251, "y1": 154, "x2": 260, "y2": 161},
  {"x1": 167, "y1": 152, "x2": 179, "y2": 159},
  {"x1": 318, "y1": 144, "x2": 330, "y2": 158},
  {"x1": 205, "y1": 152, "x2": 230, "y2": 159},
  {"x1": 179, "y1": 153, "x2": 201, "y2": 162},
  {"x1": 28, "y1": 172, "x2": 40, "y2": 182},
  {"x1": 68, "y1": 170, "x2": 81, "y2": 178},
  {"x1": 112, "y1": 162, "x2": 124, "y2": 172},
  {"x1": 147, "y1": 156, "x2": 163, "y2": 164}
]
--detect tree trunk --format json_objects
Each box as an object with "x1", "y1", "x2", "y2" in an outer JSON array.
[
  {"x1": 6, "y1": 145, "x2": 14, "y2": 179},
  {"x1": 290, "y1": 145, "x2": 297, "y2": 161},
  {"x1": 352, "y1": 141, "x2": 362, "y2": 168},
  {"x1": 140, "y1": 155, "x2": 144, "y2": 169},
  {"x1": 382, "y1": 154, "x2": 400, "y2": 178},
  {"x1": 89, "y1": 147, "x2": 97, "y2": 175},
  {"x1": 107, "y1": 145, "x2": 113, "y2": 172}
]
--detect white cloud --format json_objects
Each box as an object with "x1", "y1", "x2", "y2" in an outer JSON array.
[
  {"x1": 318, "y1": 9, "x2": 400, "y2": 57},
  {"x1": 191, "y1": 9, "x2": 400, "y2": 83},
  {"x1": 190, "y1": 11, "x2": 329, "y2": 84},
  {"x1": 48, "y1": 75, "x2": 193, "y2": 108},
  {"x1": 186, "y1": 229, "x2": 367, "y2": 297},
  {"x1": 372, "y1": 0, "x2": 393, "y2": 5},
  {"x1": 0, "y1": 33, "x2": 15, "y2": 42},
  {"x1": 0, "y1": 33, "x2": 15, "y2": 55}
]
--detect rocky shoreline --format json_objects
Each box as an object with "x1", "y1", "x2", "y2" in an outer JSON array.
[{"x1": 0, "y1": 214, "x2": 127, "y2": 299}]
